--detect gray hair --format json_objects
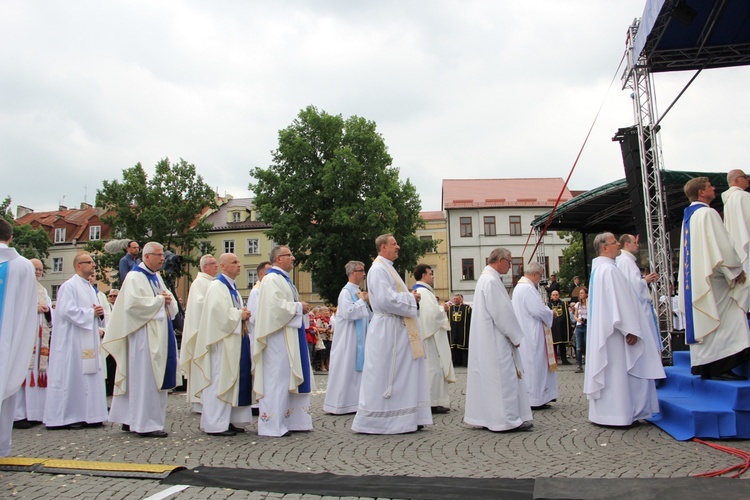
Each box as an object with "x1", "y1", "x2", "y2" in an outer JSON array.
[
  {"x1": 524, "y1": 261, "x2": 544, "y2": 276},
  {"x1": 269, "y1": 245, "x2": 288, "y2": 263},
  {"x1": 375, "y1": 233, "x2": 392, "y2": 253},
  {"x1": 488, "y1": 247, "x2": 511, "y2": 264},
  {"x1": 728, "y1": 169, "x2": 745, "y2": 184},
  {"x1": 593, "y1": 232, "x2": 614, "y2": 255},
  {"x1": 199, "y1": 254, "x2": 216, "y2": 271},
  {"x1": 142, "y1": 241, "x2": 163, "y2": 255},
  {"x1": 345, "y1": 260, "x2": 365, "y2": 276}
]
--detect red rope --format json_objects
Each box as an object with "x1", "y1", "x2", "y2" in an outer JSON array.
[{"x1": 692, "y1": 438, "x2": 750, "y2": 478}]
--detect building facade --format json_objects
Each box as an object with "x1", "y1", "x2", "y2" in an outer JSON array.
[{"x1": 442, "y1": 178, "x2": 572, "y2": 301}]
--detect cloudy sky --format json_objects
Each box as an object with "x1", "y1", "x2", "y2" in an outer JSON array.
[{"x1": 3, "y1": 0, "x2": 749, "y2": 215}]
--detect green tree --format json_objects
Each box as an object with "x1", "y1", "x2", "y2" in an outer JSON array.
[
  {"x1": 249, "y1": 105, "x2": 434, "y2": 304},
  {"x1": 94, "y1": 158, "x2": 218, "y2": 285},
  {"x1": 1, "y1": 196, "x2": 52, "y2": 260},
  {"x1": 556, "y1": 230, "x2": 585, "y2": 296}
]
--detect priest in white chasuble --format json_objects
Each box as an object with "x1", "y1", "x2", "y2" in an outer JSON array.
[
  {"x1": 679, "y1": 177, "x2": 750, "y2": 380},
  {"x1": 412, "y1": 263, "x2": 455, "y2": 413},
  {"x1": 512, "y1": 262, "x2": 556, "y2": 409},
  {"x1": 179, "y1": 254, "x2": 218, "y2": 413},
  {"x1": 253, "y1": 245, "x2": 314, "y2": 437},
  {"x1": 103, "y1": 241, "x2": 179, "y2": 438},
  {"x1": 43, "y1": 253, "x2": 108, "y2": 429},
  {"x1": 192, "y1": 253, "x2": 252, "y2": 436},
  {"x1": 464, "y1": 247, "x2": 533, "y2": 433}
]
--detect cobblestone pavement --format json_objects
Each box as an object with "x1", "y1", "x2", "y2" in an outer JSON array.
[{"x1": 2, "y1": 365, "x2": 749, "y2": 498}]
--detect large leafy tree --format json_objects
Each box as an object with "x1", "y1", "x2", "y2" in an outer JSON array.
[
  {"x1": 556, "y1": 230, "x2": 585, "y2": 296},
  {"x1": 250, "y1": 105, "x2": 434, "y2": 304},
  {"x1": 94, "y1": 158, "x2": 217, "y2": 285},
  {"x1": 1, "y1": 196, "x2": 52, "y2": 260}
]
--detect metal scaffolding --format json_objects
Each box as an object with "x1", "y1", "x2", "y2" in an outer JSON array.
[{"x1": 622, "y1": 18, "x2": 674, "y2": 360}]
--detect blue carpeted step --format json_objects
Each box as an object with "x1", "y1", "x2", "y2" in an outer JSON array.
[{"x1": 651, "y1": 358, "x2": 750, "y2": 440}]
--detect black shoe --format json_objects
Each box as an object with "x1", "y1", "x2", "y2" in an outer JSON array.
[
  {"x1": 228, "y1": 424, "x2": 245, "y2": 433},
  {"x1": 251, "y1": 407, "x2": 260, "y2": 416},
  {"x1": 713, "y1": 371, "x2": 748, "y2": 381},
  {"x1": 207, "y1": 429, "x2": 236, "y2": 436},
  {"x1": 85, "y1": 422, "x2": 103, "y2": 428},
  {"x1": 137, "y1": 430, "x2": 168, "y2": 438},
  {"x1": 281, "y1": 431, "x2": 292, "y2": 437},
  {"x1": 47, "y1": 423, "x2": 84, "y2": 430},
  {"x1": 417, "y1": 425, "x2": 425, "y2": 431},
  {"x1": 13, "y1": 419, "x2": 32, "y2": 429},
  {"x1": 68, "y1": 422, "x2": 86, "y2": 430},
  {"x1": 431, "y1": 406, "x2": 450, "y2": 414},
  {"x1": 561, "y1": 360, "x2": 572, "y2": 365},
  {"x1": 575, "y1": 366, "x2": 584, "y2": 373},
  {"x1": 497, "y1": 421, "x2": 534, "y2": 433},
  {"x1": 121, "y1": 424, "x2": 131, "y2": 432},
  {"x1": 531, "y1": 404, "x2": 551, "y2": 410}
]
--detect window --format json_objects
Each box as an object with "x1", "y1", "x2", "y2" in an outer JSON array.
[
  {"x1": 232, "y1": 212, "x2": 241, "y2": 223},
  {"x1": 53, "y1": 257, "x2": 63, "y2": 273},
  {"x1": 247, "y1": 269, "x2": 258, "y2": 289},
  {"x1": 512, "y1": 257, "x2": 523, "y2": 286},
  {"x1": 461, "y1": 258, "x2": 474, "y2": 281},
  {"x1": 460, "y1": 217, "x2": 472, "y2": 237},
  {"x1": 558, "y1": 256, "x2": 563, "y2": 270},
  {"x1": 246, "y1": 238, "x2": 260, "y2": 255},
  {"x1": 509, "y1": 216, "x2": 522, "y2": 236},
  {"x1": 54, "y1": 228, "x2": 66, "y2": 243},
  {"x1": 51, "y1": 285, "x2": 60, "y2": 301},
  {"x1": 544, "y1": 256, "x2": 550, "y2": 278},
  {"x1": 484, "y1": 216, "x2": 496, "y2": 236},
  {"x1": 420, "y1": 235, "x2": 434, "y2": 253},
  {"x1": 89, "y1": 225, "x2": 101, "y2": 241},
  {"x1": 223, "y1": 240, "x2": 235, "y2": 254}
]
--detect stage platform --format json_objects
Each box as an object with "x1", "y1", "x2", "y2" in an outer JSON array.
[{"x1": 650, "y1": 351, "x2": 750, "y2": 441}]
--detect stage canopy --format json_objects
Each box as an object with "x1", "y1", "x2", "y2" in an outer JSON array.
[
  {"x1": 633, "y1": 0, "x2": 750, "y2": 73},
  {"x1": 530, "y1": 170, "x2": 727, "y2": 234}
]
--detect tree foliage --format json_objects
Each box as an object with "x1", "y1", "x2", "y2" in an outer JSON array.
[
  {"x1": 249, "y1": 106, "x2": 434, "y2": 304},
  {"x1": 1, "y1": 196, "x2": 52, "y2": 260},
  {"x1": 93, "y1": 158, "x2": 218, "y2": 285},
  {"x1": 556, "y1": 230, "x2": 585, "y2": 296}
]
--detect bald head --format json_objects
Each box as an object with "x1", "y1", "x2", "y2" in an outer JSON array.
[
  {"x1": 219, "y1": 253, "x2": 242, "y2": 280},
  {"x1": 30, "y1": 258, "x2": 43, "y2": 280},
  {"x1": 74, "y1": 253, "x2": 96, "y2": 279}
]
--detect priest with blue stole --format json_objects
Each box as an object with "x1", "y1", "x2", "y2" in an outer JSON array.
[
  {"x1": 0, "y1": 218, "x2": 37, "y2": 457},
  {"x1": 678, "y1": 177, "x2": 750, "y2": 381},
  {"x1": 103, "y1": 241, "x2": 179, "y2": 438},
  {"x1": 253, "y1": 245, "x2": 314, "y2": 437},
  {"x1": 192, "y1": 253, "x2": 252, "y2": 436}
]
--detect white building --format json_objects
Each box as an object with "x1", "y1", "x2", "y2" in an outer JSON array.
[{"x1": 442, "y1": 178, "x2": 572, "y2": 300}]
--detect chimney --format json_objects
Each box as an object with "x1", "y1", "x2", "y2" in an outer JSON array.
[
  {"x1": 80, "y1": 202, "x2": 93, "y2": 210},
  {"x1": 59, "y1": 205, "x2": 68, "y2": 211}
]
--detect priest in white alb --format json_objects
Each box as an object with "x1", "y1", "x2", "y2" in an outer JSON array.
[
  {"x1": 253, "y1": 246, "x2": 314, "y2": 437},
  {"x1": 192, "y1": 253, "x2": 252, "y2": 436},
  {"x1": 0, "y1": 219, "x2": 37, "y2": 457},
  {"x1": 512, "y1": 262, "x2": 556, "y2": 410},
  {"x1": 464, "y1": 247, "x2": 533, "y2": 432},
  {"x1": 323, "y1": 260, "x2": 371, "y2": 415},
  {"x1": 179, "y1": 254, "x2": 218, "y2": 413},
  {"x1": 14, "y1": 258, "x2": 51, "y2": 428},
  {"x1": 616, "y1": 234, "x2": 662, "y2": 353},
  {"x1": 43, "y1": 253, "x2": 108, "y2": 429},
  {"x1": 352, "y1": 234, "x2": 432, "y2": 435},
  {"x1": 722, "y1": 169, "x2": 750, "y2": 311},
  {"x1": 585, "y1": 233, "x2": 665, "y2": 427},
  {"x1": 103, "y1": 241, "x2": 179, "y2": 438},
  {"x1": 679, "y1": 177, "x2": 750, "y2": 380},
  {"x1": 412, "y1": 263, "x2": 455, "y2": 414}
]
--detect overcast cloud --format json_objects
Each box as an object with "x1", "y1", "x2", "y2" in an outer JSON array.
[{"x1": 2, "y1": 0, "x2": 749, "y2": 214}]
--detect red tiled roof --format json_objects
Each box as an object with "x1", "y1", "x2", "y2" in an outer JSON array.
[
  {"x1": 16, "y1": 207, "x2": 112, "y2": 243},
  {"x1": 419, "y1": 211, "x2": 445, "y2": 221},
  {"x1": 442, "y1": 178, "x2": 573, "y2": 210}
]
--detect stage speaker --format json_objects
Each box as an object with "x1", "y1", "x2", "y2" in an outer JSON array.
[{"x1": 613, "y1": 126, "x2": 648, "y2": 240}]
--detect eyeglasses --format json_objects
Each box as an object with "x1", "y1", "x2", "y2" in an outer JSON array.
[
  {"x1": 146, "y1": 253, "x2": 165, "y2": 257},
  {"x1": 78, "y1": 260, "x2": 94, "y2": 265},
  {"x1": 278, "y1": 254, "x2": 293, "y2": 258},
  {"x1": 500, "y1": 257, "x2": 512, "y2": 265},
  {"x1": 353, "y1": 269, "x2": 366, "y2": 274}
]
